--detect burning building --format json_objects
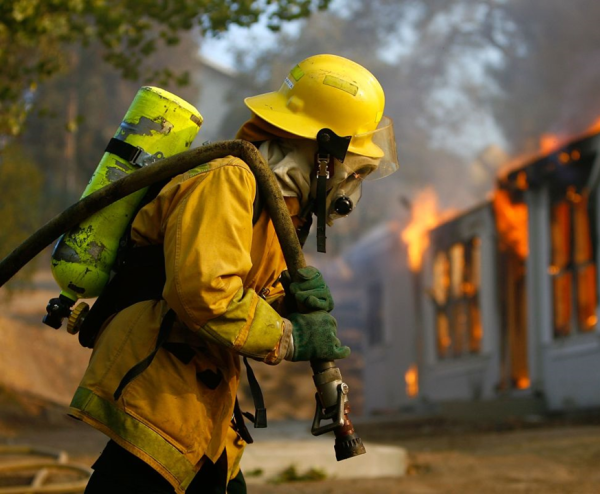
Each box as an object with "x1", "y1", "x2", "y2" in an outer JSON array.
[{"x1": 342, "y1": 130, "x2": 600, "y2": 417}]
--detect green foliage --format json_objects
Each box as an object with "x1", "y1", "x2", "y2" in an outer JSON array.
[
  {"x1": 269, "y1": 465, "x2": 327, "y2": 484},
  {"x1": 0, "y1": 142, "x2": 43, "y2": 287},
  {"x1": 0, "y1": 0, "x2": 331, "y2": 136},
  {"x1": 21, "y1": 36, "x2": 203, "y2": 213},
  {"x1": 244, "y1": 467, "x2": 264, "y2": 477}
]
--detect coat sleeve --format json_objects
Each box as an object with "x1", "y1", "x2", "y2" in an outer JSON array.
[{"x1": 160, "y1": 159, "x2": 291, "y2": 364}]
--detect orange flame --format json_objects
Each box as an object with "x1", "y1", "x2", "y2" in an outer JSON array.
[
  {"x1": 539, "y1": 133, "x2": 563, "y2": 154},
  {"x1": 493, "y1": 190, "x2": 529, "y2": 258},
  {"x1": 498, "y1": 116, "x2": 600, "y2": 181},
  {"x1": 586, "y1": 116, "x2": 600, "y2": 135},
  {"x1": 405, "y1": 364, "x2": 419, "y2": 398},
  {"x1": 401, "y1": 188, "x2": 441, "y2": 272}
]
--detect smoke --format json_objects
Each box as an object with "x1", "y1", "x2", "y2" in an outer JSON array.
[{"x1": 210, "y1": 0, "x2": 600, "y2": 251}]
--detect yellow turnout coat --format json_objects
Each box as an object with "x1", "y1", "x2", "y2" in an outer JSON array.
[{"x1": 69, "y1": 155, "x2": 296, "y2": 493}]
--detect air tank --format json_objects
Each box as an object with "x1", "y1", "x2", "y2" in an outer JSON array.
[{"x1": 44, "y1": 87, "x2": 202, "y2": 329}]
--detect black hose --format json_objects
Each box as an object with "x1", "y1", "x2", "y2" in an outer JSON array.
[{"x1": 0, "y1": 140, "x2": 305, "y2": 288}]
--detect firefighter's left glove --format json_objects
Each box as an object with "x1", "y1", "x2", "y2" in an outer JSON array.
[
  {"x1": 281, "y1": 266, "x2": 334, "y2": 312},
  {"x1": 284, "y1": 311, "x2": 350, "y2": 362}
]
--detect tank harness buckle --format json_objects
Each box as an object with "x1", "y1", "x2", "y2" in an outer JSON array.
[{"x1": 105, "y1": 137, "x2": 164, "y2": 168}]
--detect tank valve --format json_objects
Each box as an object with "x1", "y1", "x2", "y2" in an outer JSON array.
[
  {"x1": 43, "y1": 294, "x2": 75, "y2": 329},
  {"x1": 67, "y1": 302, "x2": 90, "y2": 335}
]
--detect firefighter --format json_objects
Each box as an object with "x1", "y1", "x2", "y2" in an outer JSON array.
[{"x1": 74, "y1": 54, "x2": 399, "y2": 494}]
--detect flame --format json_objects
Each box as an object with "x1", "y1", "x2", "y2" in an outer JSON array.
[
  {"x1": 401, "y1": 188, "x2": 442, "y2": 271},
  {"x1": 493, "y1": 190, "x2": 528, "y2": 258},
  {"x1": 515, "y1": 171, "x2": 528, "y2": 191},
  {"x1": 498, "y1": 115, "x2": 600, "y2": 181},
  {"x1": 405, "y1": 364, "x2": 419, "y2": 398},
  {"x1": 516, "y1": 377, "x2": 530, "y2": 390},
  {"x1": 539, "y1": 133, "x2": 564, "y2": 154},
  {"x1": 587, "y1": 116, "x2": 600, "y2": 135}
]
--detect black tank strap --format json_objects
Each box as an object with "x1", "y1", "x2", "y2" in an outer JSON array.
[
  {"x1": 95, "y1": 156, "x2": 269, "y2": 419},
  {"x1": 78, "y1": 244, "x2": 166, "y2": 349},
  {"x1": 105, "y1": 138, "x2": 143, "y2": 164},
  {"x1": 113, "y1": 309, "x2": 176, "y2": 401},
  {"x1": 232, "y1": 398, "x2": 254, "y2": 444},
  {"x1": 242, "y1": 357, "x2": 267, "y2": 428},
  {"x1": 252, "y1": 184, "x2": 264, "y2": 226}
]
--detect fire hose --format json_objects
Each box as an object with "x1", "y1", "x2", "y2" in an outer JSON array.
[
  {"x1": 0, "y1": 445, "x2": 91, "y2": 494},
  {"x1": 0, "y1": 140, "x2": 365, "y2": 461}
]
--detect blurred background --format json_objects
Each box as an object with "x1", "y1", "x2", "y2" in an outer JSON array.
[
  {"x1": 6, "y1": 0, "x2": 600, "y2": 248},
  {"x1": 2, "y1": 1, "x2": 600, "y2": 492}
]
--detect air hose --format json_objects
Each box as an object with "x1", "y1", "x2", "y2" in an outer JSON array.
[{"x1": 0, "y1": 140, "x2": 365, "y2": 460}]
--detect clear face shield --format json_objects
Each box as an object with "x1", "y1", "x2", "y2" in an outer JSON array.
[{"x1": 326, "y1": 116, "x2": 399, "y2": 223}]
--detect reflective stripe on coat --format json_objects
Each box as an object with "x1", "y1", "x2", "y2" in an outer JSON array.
[{"x1": 70, "y1": 156, "x2": 297, "y2": 493}]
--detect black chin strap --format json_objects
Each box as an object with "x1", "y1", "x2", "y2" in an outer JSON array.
[
  {"x1": 314, "y1": 129, "x2": 351, "y2": 253},
  {"x1": 315, "y1": 154, "x2": 331, "y2": 253},
  {"x1": 297, "y1": 200, "x2": 314, "y2": 248}
]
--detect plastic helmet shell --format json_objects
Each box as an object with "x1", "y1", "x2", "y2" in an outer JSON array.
[{"x1": 244, "y1": 54, "x2": 385, "y2": 158}]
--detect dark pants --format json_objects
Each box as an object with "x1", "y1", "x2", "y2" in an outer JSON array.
[{"x1": 85, "y1": 440, "x2": 247, "y2": 494}]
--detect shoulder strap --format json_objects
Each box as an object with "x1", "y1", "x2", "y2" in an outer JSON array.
[
  {"x1": 252, "y1": 184, "x2": 264, "y2": 226},
  {"x1": 113, "y1": 309, "x2": 177, "y2": 400},
  {"x1": 115, "y1": 179, "x2": 169, "y2": 271},
  {"x1": 242, "y1": 357, "x2": 267, "y2": 428}
]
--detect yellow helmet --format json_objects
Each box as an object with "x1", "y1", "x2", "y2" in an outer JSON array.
[{"x1": 244, "y1": 54, "x2": 397, "y2": 172}]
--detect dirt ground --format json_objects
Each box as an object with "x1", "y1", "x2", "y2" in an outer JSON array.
[
  {"x1": 2, "y1": 271, "x2": 600, "y2": 493},
  {"x1": 2, "y1": 416, "x2": 600, "y2": 494}
]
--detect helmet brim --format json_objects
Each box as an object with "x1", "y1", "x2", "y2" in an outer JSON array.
[{"x1": 245, "y1": 92, "x2": 384, "y2": 158}]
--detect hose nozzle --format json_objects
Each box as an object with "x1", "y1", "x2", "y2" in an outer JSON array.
[
  {"x1": 310, "y1": 360, "x2": 366, "y2": 461},
  {"x1": 333, "y1": 401, "x2": 366, "y2": 460}
]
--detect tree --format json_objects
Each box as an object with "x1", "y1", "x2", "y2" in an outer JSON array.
[
  {"x1": 0, "y1": 142, "x2": 43, "y2": 288},
  {"x1": 0, "y1": 0, "x2": 330, "y2": 136},
  {"x1": 20, "y1": 30, "x2": 206, "y2": 213},
  {"x1": 220, "y1": 0, "x2": 600, "y2": 186},
  {"x1": 483, "y1": 0, "x2": 600, "y2": 154},
  {"x1": 370, "y1": 0, "x2": 600, "y2": 155}
]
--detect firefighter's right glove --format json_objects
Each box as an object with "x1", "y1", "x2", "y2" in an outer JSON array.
[
  {"x1": 281, "y1": 266, "x2": 334, "y2": 312},
  {"x1": 285, "y1": 311, "x2": 351, "y2": 362}
]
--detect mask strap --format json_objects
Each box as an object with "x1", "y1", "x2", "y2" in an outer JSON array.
[
  {"x1": 314, "y1": 129, "x2": 351, "y2": 253},
  {"x1": 315, "y1": 153, "x2": 331, "y2": 253}
]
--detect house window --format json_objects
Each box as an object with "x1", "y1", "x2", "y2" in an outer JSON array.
[
  {"x1": 550, "y1": 187, "x2": 597, "y2": 337},
  {"x1": 433, "y1": 238, "x2": 483, "y2": 359},
  {"x1": 366, "y1": 282, "x2": 384, "y2": 346}
]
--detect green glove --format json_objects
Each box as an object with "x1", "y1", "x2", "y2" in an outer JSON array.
[
  {"x1": 284, "y1": 266, "x2": 334, "y2": 312},
  {"x1": 288, "y1": 310, "x2": 351, "y2": 362}
]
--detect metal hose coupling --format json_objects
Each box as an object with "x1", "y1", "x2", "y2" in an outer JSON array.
[{"x1": 310, "y1": 360, "x2": 366, "y2": 461}]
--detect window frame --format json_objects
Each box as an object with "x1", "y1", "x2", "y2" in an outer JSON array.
[
  {"x1": 549, "y1": 186, "x2": 598, "y2": 338},
  {"x1": 432, "y1": 237, "x2": 483, "y2": 360}
]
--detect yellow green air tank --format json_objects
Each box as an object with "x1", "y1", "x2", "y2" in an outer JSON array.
[{"x1": 50, "y1": 87, "x2": 202, "y2": 308}]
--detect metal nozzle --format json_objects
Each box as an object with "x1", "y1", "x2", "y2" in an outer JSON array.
[
  {"x1": 334, "y1": 402, "x2": 366, "y2": 460},
  {"x1": 310, "y1": 360, "x2": 366, "y2": 461}
]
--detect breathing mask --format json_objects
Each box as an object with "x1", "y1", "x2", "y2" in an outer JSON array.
[{"x1": 312, "y1": 117, "x2": 399, "y2": 252}]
